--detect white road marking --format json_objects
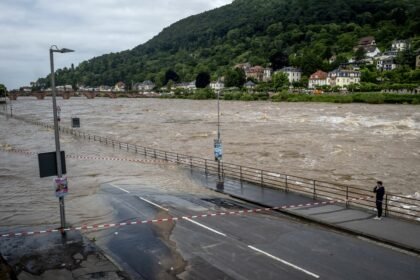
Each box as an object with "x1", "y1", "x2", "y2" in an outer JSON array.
[
  {"x1": 247, "y1": 245, "x2": 320, "y2": 279},
  {"x1": 137, "y1": 196, "x2": 226, "y2": 237},
  {"x1": 183, "y1": 217, "x2": 227, "y2": 237},
  {"x1": 138, "y1": 196, "x2": 169, "y2": 212},
  {"x1": 109, "y1": 183, "x2": 130, "y2": 193}
]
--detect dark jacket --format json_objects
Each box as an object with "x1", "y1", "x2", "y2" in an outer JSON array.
[{"x1": 373, "y1": 186, "x2": 385, "y2": 201}]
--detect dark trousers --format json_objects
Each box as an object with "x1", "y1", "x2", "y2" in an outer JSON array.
[{"x1": 376, "y1": 201, "x2": 383, "y2": 217}]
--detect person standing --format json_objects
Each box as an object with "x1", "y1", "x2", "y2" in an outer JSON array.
[{"x1": 373, "y1": 181, "x2": 385, "y2": 220}]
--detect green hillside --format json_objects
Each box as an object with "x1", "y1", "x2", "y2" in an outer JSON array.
[{"x1": 36, "y1": 0, "x2": 420, "y2": 89}]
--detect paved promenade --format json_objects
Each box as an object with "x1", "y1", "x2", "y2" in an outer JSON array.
[{"x1": 196, "y1": 173, "x2": 420, "y2": 255}]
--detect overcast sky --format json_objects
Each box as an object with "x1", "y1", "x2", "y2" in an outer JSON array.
[{"x1": 0, "y1": 0, "x2": 232, "y2": 90}]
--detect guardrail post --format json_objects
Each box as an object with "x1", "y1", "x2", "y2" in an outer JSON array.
[
  {"x1": 135, "y1": 146, "x2": 138, "y2": 153},
  {"x1": 119, "y1": 142, "x2": 121, "y2": 149},
  {"x1": 285, "y1": 175, "x2": 289, "y2": 192},
  {"x1": 154, "y1": 150, "x2": 157, "y2": 159},
  {"x1": 144, "y1": 147, "x2": 147, "y2": 157},
  {"x1": 127, "y1": 143, "x2": 129, "y2": 151},
  {"x1": 261, "y1": 170, "x2": 264, "y2": 187},
  {"x1": 385, "y1": 194, "x2": 388, "y2": 217},
  {"x1": 204, "y1": 159, "x2": 208, "y2": 176},
  {"x1": 346, "y1": 186, "x2": 349, "y2": 208},
  {"x1": 176, "y1": 154, "x2": 179, "y2": 164},
  {"x1": 313, "y1": 180, "x2": 316, "y2": 199},
  {"x1": 190, "y1": 157, "x2": 193, "y2": 170},
  {"x1": 239, "y1": 166, "x2": 243, "y2": 182}
]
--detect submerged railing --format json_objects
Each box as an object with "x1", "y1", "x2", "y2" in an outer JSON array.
[{"x1": 4, "y1": 111, "x2": 420, "y2": 222}]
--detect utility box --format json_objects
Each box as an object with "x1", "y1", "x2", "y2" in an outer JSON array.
[{"x1": 71, "y1": 117, "x2": 80, "y2": 128}]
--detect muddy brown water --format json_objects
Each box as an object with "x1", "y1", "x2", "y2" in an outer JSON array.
[{"x1": 0, "y1": 97, "x2": 419, "y2": 228}]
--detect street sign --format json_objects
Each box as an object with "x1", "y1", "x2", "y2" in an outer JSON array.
[
  {"x1": 71, "y1": 117, "x2": 80, "y2": 128},
  {"x1": 38, "y1": 151, "x2": 66, "y2": 178},
  {"x1": 214, "y1": 139, "x2": 223, "y2": 161},
  {"x1": 54, "y1": 176, "x2": 68, "y2": 198}
]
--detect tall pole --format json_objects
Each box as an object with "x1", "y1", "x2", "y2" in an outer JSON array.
[
  {"x1": 216, "y1": 89, "x2": 224, "y2": 189},
  {"x1": 50, "y1": 47, "x2": 65, "y2": 232}
]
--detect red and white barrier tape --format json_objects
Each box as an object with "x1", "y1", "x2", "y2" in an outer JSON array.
[
  {"x1": 0, "y1": 148, "x2": 168, "y2": 165},
  {"x1": 0, "y1": 195, "x2": 372, "y2": 238}
]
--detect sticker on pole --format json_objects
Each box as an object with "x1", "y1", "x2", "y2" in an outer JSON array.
[
  {"x1": 214, "y1": 139, "x2": 223, "y2": 161},
  {"x1": 54, "y1": 177, "x2": 68, "y2": 198}
]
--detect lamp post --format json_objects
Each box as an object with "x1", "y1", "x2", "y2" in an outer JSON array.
[
  {"x1": 50, "y1": 45, "x2": 74, "y2": 232},
  {"x1": 215, "y1": 88, "x2": 224, "y2": 190}
]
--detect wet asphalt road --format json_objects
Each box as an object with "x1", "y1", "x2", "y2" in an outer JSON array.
[{"x1": 85, "y1": 182, "x2": 420, "y2": 280}]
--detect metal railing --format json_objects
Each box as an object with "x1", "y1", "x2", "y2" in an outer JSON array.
[{"x1": 3, "y1": 111, "x2": 420, "y2": 222}]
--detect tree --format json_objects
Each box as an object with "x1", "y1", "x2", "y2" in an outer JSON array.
[
  {"x1": 195, "y1": 72, "x2": 211, "y2": 88},
  {"x1": 0, "y1": 84, "x2": 7, "y2": 97},
  {"x1": 164, "y1": 69, "x2": 180, "y2": 85},
  {"x1": 224, "y1": 68, "x2": 246, "y2": 88},
  {"x1": 269, "y1": 51, "x2": 289, "y2": 70},
  {"x1": 354, "y1": 47, "x2": 366, "y2": 61},
  {"x1": 272, "y1": 72, "x2": 289, "y2": 90}
]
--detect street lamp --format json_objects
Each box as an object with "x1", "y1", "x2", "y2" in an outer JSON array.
[
  {"x1": 214, "y1": 88, "x2": 224, "y2": 190},
  {"x1": 50, "y1": 45, "x2": 74, "y2": 232}
]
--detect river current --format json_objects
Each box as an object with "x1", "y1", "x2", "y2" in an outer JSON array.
[{"x1": 0, "y1": 97, "x2": 419, "y2": 228}]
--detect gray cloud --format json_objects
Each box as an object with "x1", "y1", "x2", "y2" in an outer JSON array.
[{"x1": 0, "y1": 0, "x2": 232, "y2": 89}]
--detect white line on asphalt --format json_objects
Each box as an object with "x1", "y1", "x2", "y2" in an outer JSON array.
[
  {"x1": 109, "y1": 183, "x2": 130, "y2": 193},
  {"x1": 138, "y1": 196, "x2": 169, "y2": 212},
  {"x1": 183, "y1": 217, "x2": 227, "y2": 237},
  {"x1": 247, "y1": 245, "x2": 320, "y2": 279}
]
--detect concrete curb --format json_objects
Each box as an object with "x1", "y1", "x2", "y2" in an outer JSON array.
[{"x1": 227, "y1": 193, "x2": 420, "y2": 256}]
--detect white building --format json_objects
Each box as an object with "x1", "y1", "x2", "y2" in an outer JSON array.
[
  {"x1": 135, "y1": 80, "x2": 155, "y2": 91},
  {"x1": 308, "y1": 70, "x2": 328, "y2": 89},
  {"x1": 277, "y1": 67, "x2": 302, "y2": 83},
  {"x1": 327, "y1": 69, "x2": 360, "y2": 87},
  {"x1": 263, "y1": 68, "x2": 272, "y2": 82},
  {"x1": 391, "y1": 40, "x2": 408, "y2": 52},
  {"x1": 377, "y1": 57, "x2": 397, "y2": 71},
  {"x1": 210, "y1": 80, "x2": 225, "y2": 91}
]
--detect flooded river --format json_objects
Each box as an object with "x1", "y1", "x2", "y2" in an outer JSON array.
[{"x1": 0, "y1": 97, "x2": 419, "y2": 228}]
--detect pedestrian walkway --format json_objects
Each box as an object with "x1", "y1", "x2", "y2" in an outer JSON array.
[{"x1": 193, "y1": 172, "x2": 420, "y2": 255}]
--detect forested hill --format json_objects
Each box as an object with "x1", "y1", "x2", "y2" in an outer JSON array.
[{"x1": 38, "y1": 0, "x2": 420, "y2": 88}]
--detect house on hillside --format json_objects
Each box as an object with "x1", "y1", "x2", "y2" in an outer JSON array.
[
  {"x1": 234, "y1": 63, "x2": 251, "y2": 72},
  {"x1": 277, "y1": 67, "x2": 302, "y2": 83},
  {"x1": 245, "y1": 66, "x2": 264, "y2": 81},
  {"x1": 376, "y1": 57, "x2": 397, "y2": 71},
  {"x1": 175, "y1": 81, "x2": 196, "y2": 91},
  {"x1": 135, "y1": 80, "x2": 155, "y2": 91},
  {"x1": 356, "y1": 36, "x2": 376, "y2": 49},
  {"x1": 365, "y1": 45, "x2": 381, "y2": 58},
  {"x1": 355, "y1": 36, "x2": 380, "y2": 58},
  {"x1": 327, "y1": 69, "x2": 360, "y2": 87},
  {"x1": 99, "y1": 85, "x2": 112, "y2": 91},
  {"x1": 391, "y1": 40, "x2": 408, "y2": 52},
  {"x1": 263, "y1": 68, "x2": 273, "y2": 82},
  {"x1": 114, "y1": 82, "x2": 126, "y2": 92},
  {"x1": 308, "y1": 70, "x2": 328, "y2": 88},
  {"x1": 210, "y1": 79, "x2": 225, "y2": 91},
  {"x1": 244, "y1": 81, "x2": 256, "y2": 90}
]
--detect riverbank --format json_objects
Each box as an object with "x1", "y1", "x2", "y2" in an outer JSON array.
[{"x1": 162, "y1": 90, "x2": 420, "y2": 104}]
